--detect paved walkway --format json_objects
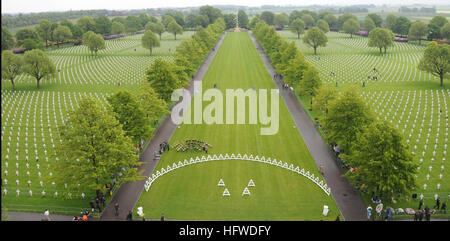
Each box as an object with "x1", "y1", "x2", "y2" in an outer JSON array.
[
  {"x1": 6, "y1": 212, "x2": 99, "y2": 221},
  {"x1": 100, "y1": 33, "x2": 227, "y2": 221},
  {"x1": 249, "y1": 32, "x2": 367, "y2": 221}
]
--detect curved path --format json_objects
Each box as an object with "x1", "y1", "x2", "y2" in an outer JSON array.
[
  {"x1": 249, "y1": 32, "x2": 367, "y2": 221},
  {"x1": 100, "y1": 33, "x2": 227, "y2": 221}
]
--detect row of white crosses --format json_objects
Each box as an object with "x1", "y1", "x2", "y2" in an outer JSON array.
[
  {"x1": 218, "y1": 178, "x2": 255, "y2": 197},
  {"x1": 1, "y1": 90, "x2": 110, "y2": 198},
  {"x1": 362, "y1": 89, "x2": 449, "y2": 196}
]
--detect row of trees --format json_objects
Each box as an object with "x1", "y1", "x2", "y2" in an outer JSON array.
[
  {"x1": 313, "y1": 85, "x2": 418, "y2": 201},
  {"x1": 252, "y1": 20, "x2": 322, "y2": 110},
  {"x1": 47, "y1": 19, "x2": 227, "y2": 196},
  {"x1": 2, "y1": 49, "x2": 56, "y2": 90},
  {"x1": 251, "y1": 9, "x2": 450, "y2": 42},
  {"x1": 146, "y1": 18, "x2": 226, "y2": 102}
]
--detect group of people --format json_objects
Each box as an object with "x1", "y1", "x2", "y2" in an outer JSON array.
[{"x1": 73, "y1": 209, "x2": 91, "y2": 221}]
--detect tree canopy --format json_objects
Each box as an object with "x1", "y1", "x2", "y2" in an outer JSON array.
[
  {"x1": 408, "y1": 21, "x2": 428, "y2": 44},
  {"x1": 82, "y1": 31, "x2": 105, "y2": 55},
  {"x1": 290, "y1": 18, "x2": 306, "y2": 39},
  {"x1": 317, "y1": 19, "x2": 330, "y2": 33},
  {"x1": 49, "y1": 96, "x2": 143, "y2": 194},
  {"x1": 1, "y1": 50, "x2": 23, "y2": 91},
  {"x1": 2, "y1": 27, "x2": 15, "y2": 51},
  {"x1": 418, "y1": 42, "x2": 450, "y2": 87},
  {"x1": 343, "y1": 18, "x2": 360, "y2": 38},
  {"x1": 302, "y1": 27, "x2": 328, "y2": 55},
  {"x1": 368, "y1": 27, "x2": 395, "y2": 55},
  {"x1": 23, "y1": 49, "x2": 55, "y2": 89},
  {"x1": 141, "y1": 30, "x2": 160, "y2": 56},
  {"x1": 168, "y1": 21, "x2": 183, "y2": 40}
]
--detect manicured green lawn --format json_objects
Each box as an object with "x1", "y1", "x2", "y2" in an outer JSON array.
[{"x1": 135, "y1": 32, "x2": 340, "y2": 220}]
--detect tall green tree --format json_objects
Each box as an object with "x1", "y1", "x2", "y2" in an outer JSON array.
[
  {"x1": 384, "y1": 14, "x2": 397, "y2": 30},
  {"x1": 49, "y1": 97, "x2": 143, "y2": 194},
  {"x1": 442, "y1": 23, "x2": 450, "y2": 40},
  {"x1": 302, "y1": 14, "x2": 315, "y2": 28},
  {"x1": 15, "y1": 28, "x2": 40, "y2": 46},
  {"x1": 290, "y1": 18, "x2": 306, "y2": 39},
  {"x1": 111, "y1": 22, "x2": 125, "y2": 34},
  {"x1": 168, "y1": 21, "x2": 183, "y2": 40},
  {"x1": 323, "y1": 86, "x2": 374, "y2": 154},
  {"x1": 82, "y1": 31, "x2": 105, "y2": 56},
  {"x1": 324, "y1": 14, "x2": 338, "y2": 29},
  {"x1": 94, "y1": 16, "x2": 112, "y2": 35},
  {"x1": 274, "y1": 13, "x2": 289, "y2": 27},
  {"x1": 125, "y1": 16, "x2": 142, "y2": 33},
  {"x1": 302, "y1": 27, "x2": 328, "y2": 55},
  {"x1": 368, "y1": 27, "x2": 394, "y2": 55},
  {"x1": 363, "y1": 17, "x2": 376, "y2": 33},
  {"x1": 162, "y1": 15, "x2": 176, "y2": 28},
  {"x1": 108, "y1": 90, "x2": 151, "y2": 144},
  {"x1": 367, "y1": 13, "x2": 383, "y2": 27},
  {"x1": 146, "y1": 22, "x2": 165, "y2": 40},
  {"x1": 282, "y1": 53, "x2": 308, "y2": 87},
  {"x1": 223, "y1": 14, "x2": 237, "y2": 30},
  {"x1": 317, "y1": 19, "x2": 330, "y2": 33},
  {"x1": 23, "y1": 49, "x2": 56, "y2": 89},
  {"x1": 343, "y1": 121, "x2": 418, "y2": 201},
  {"x1": 37, "y1": 19, "x2": 52, "y2": 48},
  {"x1": 392, "y1": 16, "x2": 411, "y2": 37},
  {"x1": 146, "y1": 58, "x2": 184, "y2": 102},
  {"x1": 238, "y1": 10, "x2": 249, "y2": 28},
  {"x1": 418, "y1": 42, "x2": 450, "y2": 87},
  {"x1": 343, "y1": 18, "x2": 360, "y2": 38},
  {"x1": 260, "y1": 11, "x2": 275, "y2": 25},
  {"x1": 1, "y1": 50, "x2": 23, "y2": 91},
  {"x1": 338, "y1": 13, "x2": 357, "y2": 29},
  {"x1": 1, "y1": 27, "x2": 15, "y2": 51},
  {"x1": 299, "y1": 65, "x2": 322, "y2": 110},
  {"x1": 199, "y1": 5, "x2": 222, "y2": 24},
  {"x1": 313, "y1": 83, "x2": 339, "y2": 116},
  {"x1": 76, "y1": 16, "x2": 96, "y2": 33},
  {"x1": 53, "y1": 25, "x2": 72, "y2": 47},
  {"x1": 409, "y1": 21, "x2": 428, "y2": 44},
  {"x1": 137, "y1": 82, "x2": 168, "y2": 124},
  {"x1": 141, "y1": 30, "x2": 160, "y2": 56}
]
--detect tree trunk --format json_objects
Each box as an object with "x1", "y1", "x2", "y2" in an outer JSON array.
[
  {"x1": 440, "y1": 73, "x2": 444, "y2": 87},
  {"x1": 150, "y1": 48, "x2": 152, "y2": 56},
  {"x1": 314, "y1": 47, "x2": 317, "y2": 55},
  {"x1": 380, "y1": 48, "x2": 382, "y2": 55},
  {"x1": 159, "y1": 34, "x2": 162, "y2": 40},
  {"x1": 384, "y1": 47, "x2": 386, "y2": 54},
  {"x1": 11, "y1": 79, "x2": 16, "y2": 91},
  {"x1": 37, "y1": 78, "x2": 41, "y2": 89},
  {"x1": 174, "y1": 33, "x2": 177, "y2": 40}
]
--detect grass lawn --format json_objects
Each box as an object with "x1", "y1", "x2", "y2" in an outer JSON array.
[{"x1": 134, "y1": 32, "x2": 340, "y2": 221}]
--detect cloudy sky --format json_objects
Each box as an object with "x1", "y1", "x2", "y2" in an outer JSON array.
[{"x1": 2, "y1": 0, "x2": 447, "y2": 14}]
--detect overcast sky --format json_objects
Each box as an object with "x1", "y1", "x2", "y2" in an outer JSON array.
[{"x1": 2, "y1": 0, "x2": 448, "y2": 14}]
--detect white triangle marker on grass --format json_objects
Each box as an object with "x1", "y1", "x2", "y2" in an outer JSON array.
[
  {"x1": 218, "y1": 179, "x2": 225, "y2": 187},
  {"x1": 248, "y1": 179, "x2": 255, "y2": 187},
  {"x1": 223, "y1": 188, "x2": 230, "y2": 196},
  {"x1": 242, "y1": 187, "x2": 251, "y2": 196}
]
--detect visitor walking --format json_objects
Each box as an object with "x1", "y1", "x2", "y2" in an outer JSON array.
[
  {"x1": 418, "y1": 198, "x2": 423, "y2": 210},
  {"x1": 434, "y1": 197, "x2": 440, "y2": 210},
  {"x1": 44, "y1": 209, "x2": 51, "y2": 221},
  {"x1": 89, "y1": 200, "x2": 95, "y2": 212},
  {"x1": 114, "y1": 202, "x2": 120, "y2": 216},
  {"x1": 441, "y1": 202, "x2": 447, "y2": 214},
  {"x1": 335, "y1": 214, "x2": 340, "y2": 221},
  {"x1": 161, "y1": 213, "x2": 165, "y2": 221},
  {"x1": 126, "y1": 210, "x2": 133, "y2": 221},
  {"x1": 319, "y1": 165, "x2": 324, "y2": 175}
]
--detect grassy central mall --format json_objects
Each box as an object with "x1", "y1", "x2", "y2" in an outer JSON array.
[{"x1": 134, "y1": 32, "x2": 339, "y2": 220}]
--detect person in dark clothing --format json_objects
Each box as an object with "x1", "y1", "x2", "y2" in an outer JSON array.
[
  {"x1": 335, "y1": 215, "x2": 340, "y2": 221},
  {"x1": 425, "y1": 212, "x2": 431, "y2": 221},
  {"x1": 114, "y1": 203, "x2": 119, "y2": 216},
  {"x1": 95, "y1": 198, "x2": 101, "y2": 212},
  {"x1": 89, "y1": 200, "x2": 95, "y2": 212},
  {"x1": 126, "y1": 211, "x2": 133, "y2": 221},
  {"x1": 414, "y1": 211, "x2": 419, "y2": 221},
  {"x1": 418, "y1": 210, "x2": 424, "y2": 221},
  {"x1": 424, "y1": 206, "x2": 430, "y2": 215},
  {"x1": 419, "y1": 198, "x2": 423, "y2": 210},
  {"x1": 161, "y1": 213, "x2": 165, "y2": 221},
  {"x1": 441, "y1": 202, "x2": 447, "y2": 214},
  {"x1": 434, "y1": 197, "x2": 440, "y2": 210}
]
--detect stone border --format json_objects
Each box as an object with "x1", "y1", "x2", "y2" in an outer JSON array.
[{"x1": 144, "y1": 153, "x2": 331, "y2": 196}]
